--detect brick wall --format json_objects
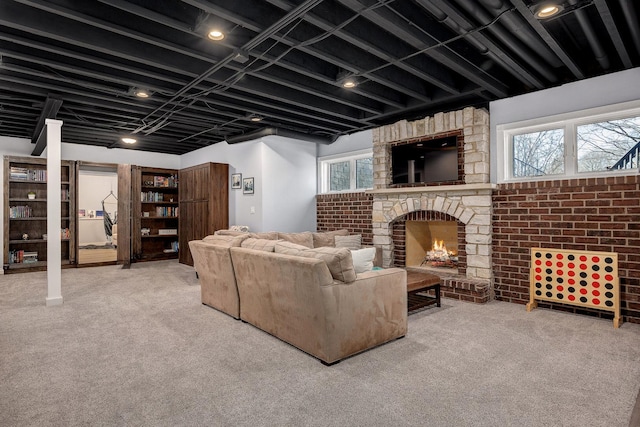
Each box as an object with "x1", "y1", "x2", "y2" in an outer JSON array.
[
  {"x1": 316, "y1": 192, "x2": 373, "y2": 245},
  {"x1": 493, "y1": 176, "x2": 640, "y2": 324}
]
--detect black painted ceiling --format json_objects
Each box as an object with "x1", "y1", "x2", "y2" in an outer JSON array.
[{"x1": 0, "y1": 0, "x2": 638, "y2": 155}]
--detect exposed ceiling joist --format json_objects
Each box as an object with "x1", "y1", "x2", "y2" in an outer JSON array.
[
  {"x1": 30, "y1": 95, "x2": 63, "y2": 156},
  {"x1": 0, "y1": 0, "x2": 636, "y2": 154}
]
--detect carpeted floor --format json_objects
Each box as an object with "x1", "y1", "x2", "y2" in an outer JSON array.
[{"x1": 1, "y1": 260, "x2": 639, "y2": 426}]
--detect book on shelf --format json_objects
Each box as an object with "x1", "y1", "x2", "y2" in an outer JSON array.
[
  {"x1": 151, "y1": 175, "x2": 178, "y2": 188},
  {"x1": 158, "y1": 229, "x2": 177, "y2": 235},
  {"x1": 10, "y1": 167, "x2": 46, "y2": 181},
  {"x1": 23, "y1": 252, "x2": 38, "y2": 263},
  {"x1": 155, "y1": 206, "x2": 178, "y2": 217},
  {"x1": 9, "y1": 250, "x2": 39, "y2": 264},
  {"x1": 141, "y1": 191, "x2": 175, "y2": 202},
  {"x1": 9, "y1": 205, "x2": 33, "y2": 218}
]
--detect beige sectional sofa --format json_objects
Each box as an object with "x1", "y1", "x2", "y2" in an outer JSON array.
[{"x1": 188, "y1": 230, "x2": 408, "y2": 365}]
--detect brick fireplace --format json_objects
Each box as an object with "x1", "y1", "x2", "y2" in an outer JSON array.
[
  {"x1": 371, "y1": 107, "x2": 493, "y2": 303},
  {"x1": 318, "y1": 108, "x2": 640, "y2": 319}
]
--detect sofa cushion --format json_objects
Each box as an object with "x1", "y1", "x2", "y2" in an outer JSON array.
[
  {"x1": 312, "y1": 229, "x2": 350, "y2": 248},
  {"x1": 202, "y1": 234, "x2": 248, "y2": 247},
  {"x1": 335, "y1": 234, "x2": 362, "y2": 250},
  {"x1": 249, "y1": 231, "x2": 279, "y2": 240},
  {"x1": 278, "y1": 231, "x2": 314, "y2": 248},
  {"x1": 214, "y1": 229, "x2": 247, "y2": 237},
  {"x1": 298, "y1": 247, "x2": 356, "y2": 283},
  {"x1": 241, "y1": 238, "x2": 280, "y2": 252},
  {"x1": 350, "y1": 247, "x2": 377, "y2": 274},
  {"x1": 274, "y1": 241, "x2": 309, "y2": 255}
]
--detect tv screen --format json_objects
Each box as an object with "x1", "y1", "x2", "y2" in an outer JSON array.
[{"x1": 391, "y1": 136, "x2": 458, "y2": 185}]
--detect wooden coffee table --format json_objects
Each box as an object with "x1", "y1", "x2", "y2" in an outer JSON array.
[{"x1": 406, "y1": 270, "x2": 441, "y2": 312}]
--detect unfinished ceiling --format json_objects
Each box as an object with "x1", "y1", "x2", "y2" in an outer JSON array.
[{"x1": 0, "y1": 0, "x2": 638, "y2": 155}]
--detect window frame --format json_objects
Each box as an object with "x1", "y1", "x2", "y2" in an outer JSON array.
[
  {"x1": 497, "y1": 100, "x2": 640, "y2": 183},
  {"x1": 317, "y1": 149, "x2": 373, "y2": 194}
]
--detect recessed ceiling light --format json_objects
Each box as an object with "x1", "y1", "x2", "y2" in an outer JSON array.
[
  {"x1": 342, "y1": 79, "x2": 357, "y2": 88},
  {"x1": 122, "y1": 137, "x2": 137, "y2": 144},
  {"x1": 250, "y1": 116, "x2": 262, "y2": 122},
  {"x1": 208, "y1": 30, "x2": 224, "y2": 41},
  {"x1": 533, "y1": 3, "x2": 564, "y2": 19},
  {"x1": 133, "y1": 88, "x2": 150, "y2": 98}
]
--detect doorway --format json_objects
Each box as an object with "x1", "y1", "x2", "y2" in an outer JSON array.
[{"x1": 77, "y1": 164, "x2": 118, "y2": 265}]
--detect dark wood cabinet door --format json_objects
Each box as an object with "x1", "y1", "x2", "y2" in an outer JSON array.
[{"x1": 179, "y1": 200, "x2": 209, "y2": 266}]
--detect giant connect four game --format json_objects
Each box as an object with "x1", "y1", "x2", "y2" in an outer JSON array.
[{"x1": 526, "y1": 247, "x2": 621, "y2": 328}]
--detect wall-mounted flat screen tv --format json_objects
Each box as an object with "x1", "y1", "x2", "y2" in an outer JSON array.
[{"x1": 391, "y1": 136, "x2": 458, "y2": 185}]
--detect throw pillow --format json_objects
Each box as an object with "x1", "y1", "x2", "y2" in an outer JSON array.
[
  {"x1": 298, "y1": 247, "x2": 356, "y2": 283},
  {"x1": 334, "y1": 234, "x2": 362, "y2": 250},
  {"x1": 241, "y1": 238, "x2": 280, "y2": 252},
  {"x1": 312, "y1": 229, "x2": 350, "y2": 248},
  {"x1": 350, "y1": 247, "x2": 376, "y2": 274},
  {"x1": 229, "y1": 225, "x2": 250, "y2": 232},
  {"x1": 274, "y1": 241, "x2": 308, "y2": 256},
  {"x1": 278, "y1": 231, "x2": 314, "y2": 248}
]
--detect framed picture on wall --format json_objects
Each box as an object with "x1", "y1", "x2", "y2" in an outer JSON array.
[
  {"x1": 243, "y1": 177, "x2": 254, "y2": 194},
  {"x1": 231, "y1": 173, "x2": 242, "y2": 189}
]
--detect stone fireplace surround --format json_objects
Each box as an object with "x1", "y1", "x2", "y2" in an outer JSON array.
[{"x1": 371, "y1": 107, "x2": 494, "y2": 303}]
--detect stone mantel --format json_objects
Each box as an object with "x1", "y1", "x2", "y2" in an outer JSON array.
[{"x1": 369, "y1": 183, "x2": 496, "y2": 195}]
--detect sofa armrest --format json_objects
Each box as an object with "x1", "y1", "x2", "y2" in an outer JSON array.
[
  {"x1": 189, "y1": 240, "x2": 241, "y2": 319},
  {"x1": 320, "y1": 267, "x2": 407, "y2": 363}
]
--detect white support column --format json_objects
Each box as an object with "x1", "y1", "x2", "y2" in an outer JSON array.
[{"x1": 46, "y1": 119, "x2": 63, "y2": 307}]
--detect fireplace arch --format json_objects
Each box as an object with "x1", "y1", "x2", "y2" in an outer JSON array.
[
  {"x1": 391, "y1": 210, "x2": 466, "y2": 275},
  {"x1": 372, "y1": 190, "x2": 492, "y2": 281}
]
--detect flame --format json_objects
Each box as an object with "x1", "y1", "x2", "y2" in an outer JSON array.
[{"x1": 430, "y1": 239, "x2": 456, "y2": 256}]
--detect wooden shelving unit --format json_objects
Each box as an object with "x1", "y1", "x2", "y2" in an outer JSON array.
[
  {"x1": 3, "y1": 156, "x2": 76, "y2": 273},
  {"x1": 132, "y1": 166, "x2": 179, "y2": 261}
]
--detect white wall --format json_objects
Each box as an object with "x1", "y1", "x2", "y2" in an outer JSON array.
[
  {"x1": 317, "y1": 129, "x2": 373, "y2": 157},
  {"x1": 490, "y1": 67, "x2": 640, "y2": 181},
  {"x1": 262, "y1": 137, "x2": 317, "y2": 232},
  {"x1": 181, "y1": 136, "x2": 317, "y2": 232},
  {"x1": 180, "y1": 139, "x2": 263, "y2": 231}
]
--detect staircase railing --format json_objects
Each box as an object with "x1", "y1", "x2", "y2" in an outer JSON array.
[{"x1": 609, "y1": 141, "x2": 640, "y2": 170}]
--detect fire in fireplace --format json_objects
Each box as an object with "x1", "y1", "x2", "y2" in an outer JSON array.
[
  {"x1": 421, "y1": 239, "x2": 458, "y2": 268},
  {"x1": 405, "y1": 220, "x2": 459, "y2": 270}
]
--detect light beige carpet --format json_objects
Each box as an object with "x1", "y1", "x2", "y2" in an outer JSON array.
[{"x1": 1, "y1": 260, "x2": 639, "y2": 426}]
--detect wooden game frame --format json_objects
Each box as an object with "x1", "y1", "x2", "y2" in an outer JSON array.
[{"x1": 526, "y1": 247, "x2": 621, "y2": 328}]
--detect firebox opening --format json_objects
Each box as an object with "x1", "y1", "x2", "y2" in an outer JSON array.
[{"x1": 406, "y1": 220, "x2": 458, "y2": 269}]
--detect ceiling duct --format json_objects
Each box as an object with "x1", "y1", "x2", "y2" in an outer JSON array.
[
  {"x1": 567, "y1": 0, "x2": 610, "y2": 70},
  {"x1": 226, "y1": 127, "x2": 338, "y2": 145},
  {"x1": 619, "y1": 0, "x2": 640, "y2": 56}
]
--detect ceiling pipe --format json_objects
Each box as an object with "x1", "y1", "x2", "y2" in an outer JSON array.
[
  {"x1": 418, "y1": 0, "x2": 544, "y2": 88},
  {"x1": 619, "y1": 0, "x2": 640, "y2": 56},
  {"x1": 451, "y1": 0, "x2": 558, "y2": 82},
  {"x1": 567, "y1": 0, "x2": 610, "y2": 70},
  {"x1": 226, "y1": 127, "x2": 338, "y2": 145},
  {"x1": 477, "y1": 0, "x2": 562, "y2": 68}
]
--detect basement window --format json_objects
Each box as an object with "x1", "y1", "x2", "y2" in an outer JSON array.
[
  {"x1": 497, "y1": 101, "x2": 640, "y2": 182},
  {"x1": 318, "y1": 150, "x2": 373, "y2": 193}
]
